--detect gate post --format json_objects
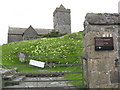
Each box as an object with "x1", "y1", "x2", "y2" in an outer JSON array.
[
  {"x1": 0, "y1": 46, "x2": 2, "y2": 90},
  {"x1": 83, "y1": 13, "x2": 120, "y2": 88}
]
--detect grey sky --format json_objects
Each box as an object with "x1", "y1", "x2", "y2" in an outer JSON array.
[{"x1": 0, "y1": 0, "x2": 119, "y2": 45}]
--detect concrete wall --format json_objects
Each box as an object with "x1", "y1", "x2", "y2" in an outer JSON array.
[{"x1": 84, "y1": 13, "x2": 120, "y2": 88}]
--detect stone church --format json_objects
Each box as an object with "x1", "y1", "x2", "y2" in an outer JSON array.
[{"x1": 8, "y1": 5, "x2": 71, "y2": 43}]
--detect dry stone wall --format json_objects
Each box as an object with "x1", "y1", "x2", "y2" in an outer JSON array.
[{"x1": 84, "y1": 13, "x2": 120, "y2": 88}]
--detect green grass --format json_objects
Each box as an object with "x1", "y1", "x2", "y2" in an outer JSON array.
[
  {"x1": 2, "y1": 32, "x2": 83, "y2": 66},
  {"x1": 64, "y1": 65, "x2": 84, "y2": 87},
  {"x1": 2, "y1": 32, "x2": 84, "y2": 87}
]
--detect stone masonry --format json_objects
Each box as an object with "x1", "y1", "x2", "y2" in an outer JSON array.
[
  {"x1": 84, "y1": 13, "x2": 120, "y2": 88},
  {"x1": 53, "y1": 4, "x2": 71, "y2": 34},
  {"x1": 0, "y1": 46, "x2": 2, "y2": 90}
]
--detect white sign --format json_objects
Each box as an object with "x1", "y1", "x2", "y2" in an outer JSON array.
[{"x1": 29, "y1": 60, "x2": 45, "y2": 68}]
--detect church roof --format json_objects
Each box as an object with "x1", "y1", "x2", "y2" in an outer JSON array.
[
  {"x1": 35, "y1": 28, "x2": 52, "y2": 34},
  {"x1": 8, "y1": 27, "x2": 26, "y2": 35},
  {"x1": 8, "y1": 26, "x2": 53, "y2": 35}
]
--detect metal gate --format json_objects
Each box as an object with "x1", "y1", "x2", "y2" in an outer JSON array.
[{"x1": 1, "y1": 55, "x2": 86, "y2": 90}]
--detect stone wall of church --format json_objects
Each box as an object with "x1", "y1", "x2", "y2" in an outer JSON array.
[
  {"x1": 23, "y1": 26, "x2": 38, "y2": 40},
  {"x1": 8, "y1": 35, "x2": 23, "y2": 43}
]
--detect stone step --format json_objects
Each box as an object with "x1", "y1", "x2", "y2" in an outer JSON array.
[
  {"x1": 3, "y1": 75, "x2": 18, "y2": 81},
  {"x1": 5, "y1": 77, "x2": 75, "y2": 88},
  {"x1": 1, "y1": 69, "x2": 16, "y2": 76},
  {"x1": 13, "y1": 76, "x2": 25, "y2": 82},
  {"x1": 16, "y1": 71, "x2": 70, "y2": 77},
  {"x1": 5, "y1": 76, "x2": 26, "y2": 86}
]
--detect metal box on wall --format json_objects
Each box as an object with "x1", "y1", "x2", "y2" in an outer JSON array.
[{"x1": 94, "y1": 37, "x2": 114, "y2": 51}]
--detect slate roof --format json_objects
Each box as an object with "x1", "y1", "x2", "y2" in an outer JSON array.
[
  {"x1": 8, "y1": 27, "x2": 26, "y2": 34},
  {"x1": 8, "y1": 26, "x2": 53, "y2": 35},
  {"x1": 35, "y1": 28, "x2": 52, "y2": 34}
]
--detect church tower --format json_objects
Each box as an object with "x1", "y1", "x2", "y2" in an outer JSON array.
[{"x1": 53, "y1": 4, "x2": 71, "y2": 34}]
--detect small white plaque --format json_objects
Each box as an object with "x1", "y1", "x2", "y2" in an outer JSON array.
[{"x1": 29, "y1": 60, "x2": 45, "y2": 68}]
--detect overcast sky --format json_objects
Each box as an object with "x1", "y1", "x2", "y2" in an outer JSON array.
[{"x1": 0, "y1": 0, "x2": 119, "y2": 45}]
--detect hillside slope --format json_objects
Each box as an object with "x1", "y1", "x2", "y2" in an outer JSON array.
[
  {"x1": 2, "y1": 32, "x2": 83, "y2": 71},
  {"x1": 2, "y1": 32, "x2": 84, "y2": 86},
  {"x1": 2, "y1": 32, "x2": 83, "y2": 68}
]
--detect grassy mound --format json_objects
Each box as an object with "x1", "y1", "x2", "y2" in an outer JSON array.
[{"x1": 2, "y1": 32, "x2": 83, "y2": 66}]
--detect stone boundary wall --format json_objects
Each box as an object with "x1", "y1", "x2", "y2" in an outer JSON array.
[
  {"x1": 84, "y1": 13, "x2": 120, "y2": 88},
  {"x1": 0, "y1": 46, "x2": 2, "y2": 89}
]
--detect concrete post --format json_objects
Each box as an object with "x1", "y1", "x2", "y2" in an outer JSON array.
[{"x1": 83, "y1": 13, "x2": 120, "y2": 88}]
